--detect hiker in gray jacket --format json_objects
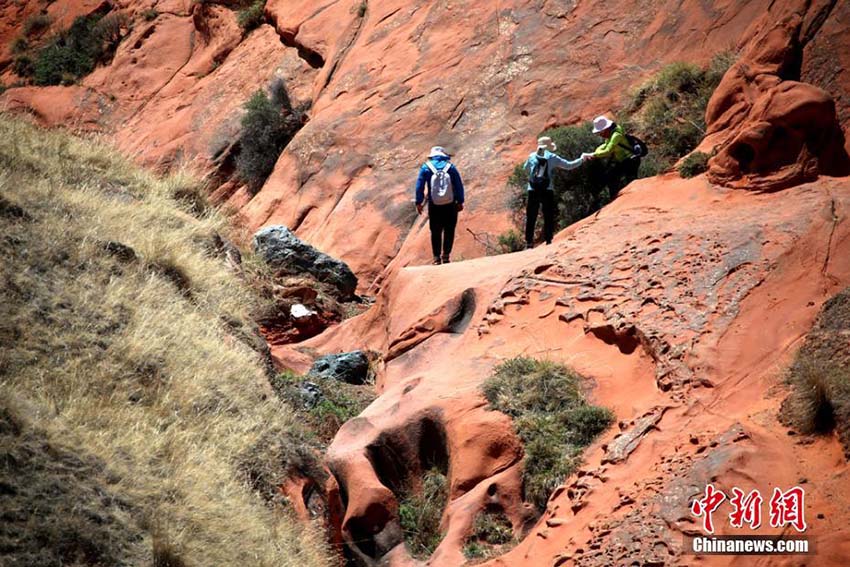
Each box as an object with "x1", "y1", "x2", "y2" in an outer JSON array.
[{"x1": 523, "y1": 136, "x2": 585, "y2": 248}]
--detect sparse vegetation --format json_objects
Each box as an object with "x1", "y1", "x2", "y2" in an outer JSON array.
[
  {"x1": 497, "y1": 229, "x2": 525, "y2": 253},
  {"x1": 12, "y1": 55, "x2": 34, "y2": 77},
  {"x1": 483, "y1": 357, "x2": 614, "y2": 510},
  {"x1": 463, "y1": 510, "x2": 516, "y2": 562},
  {"x1": 23, "y1": 13, "x2": 51, "y2": 36},
  {"x1": 357, "y1": 1, "x2": 368, "y2": 17},
  {"x1": 270, "y1": 369, "x2": 376, "y2": 443},
  {"x1": 0, "y1": 114, "x2": 330, "y2": 566},
  {"x1": 398, "y1": 468, "x2": 448, "y2": 559},
  {"x1": 28, "y1": 13, "x2": 127, "y2": 86},
  {"x1": 237, "y1": 0, "x2": 266, "y2": 32},
  {"x1": 678, "y1": 150, "x2": 712, "y2": 178},
  {"x1": 10, "y1": 37, "x2": 29, "y2": 54},
  {"x1": 781, "y1": 288, "x2": 850, "y2": 458},
  {"x1": 627, "y1": 52, "x2": 735, "y2": 172},
  {"x1": 142, "y1": 8, "x2": 159, "y2": 21},
  {"x1": 236, "y1": 79, "x2": 308, "y2": 193}
]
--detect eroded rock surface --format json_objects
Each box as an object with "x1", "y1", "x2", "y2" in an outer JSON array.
[{"x1": 704, "y1": 7, "x2": 850, "y2": 191}]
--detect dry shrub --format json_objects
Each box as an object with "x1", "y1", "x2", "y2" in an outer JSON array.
[{"x1": 0, "y1": 114, "x2": 330, "y2": 566}]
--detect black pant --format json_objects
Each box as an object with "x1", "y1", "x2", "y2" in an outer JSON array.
[
  {"x1": 525, "y1": 189, "x2": 555, "y2": 245},
  {"x1": 428, "y1": 203, "x2": 458, "y2": 258},
  {"x1": 593, "y1": 157, "x2": 641, "y2": 202}
]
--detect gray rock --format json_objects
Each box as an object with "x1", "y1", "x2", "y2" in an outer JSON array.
[
  {"x1": 253, "y1": 225, "x2": 358, "y2": 298},
  {"x1": 308, "y1": 351, "x2": 370, "y2": 385},
  {"x1": 298, "y1": 381, "x2": 323, "y2": 409}
]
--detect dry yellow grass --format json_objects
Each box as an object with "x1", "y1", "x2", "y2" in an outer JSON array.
[{"x1": 0, "y1": 114, "x2": 330, "y2": 566}]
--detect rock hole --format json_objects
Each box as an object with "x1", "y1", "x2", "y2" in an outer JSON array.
[
  {"x1": 448, "y1": 288, "x2": 476, "y2": 333},
  {"x1": 729, "y1": 142, "x2": 755, "y2": 172},
  {"x1": 588, "y1": 324, "x2": 640, "y2": 355}
]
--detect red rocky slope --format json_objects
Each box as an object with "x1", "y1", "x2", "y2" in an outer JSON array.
[{"x1": 5, "y1": 0, "x2": 850, "y2": 288}]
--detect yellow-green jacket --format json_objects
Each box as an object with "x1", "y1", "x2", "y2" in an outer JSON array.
[{"x1": 593, "y1": 124, "x2": 632, "y2": 162}]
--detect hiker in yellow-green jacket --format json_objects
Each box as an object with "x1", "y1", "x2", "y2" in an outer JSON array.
[{"x1": 584, "y1": 115, "x2": 644, "y2": 204}]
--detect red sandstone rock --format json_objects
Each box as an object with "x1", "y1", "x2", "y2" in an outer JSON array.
[{"x1": 703, "y1": 10, "x2": 850, "y2": 191}]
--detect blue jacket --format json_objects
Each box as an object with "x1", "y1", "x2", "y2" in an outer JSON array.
[
  {"x1": 523, "y1": 150, "x2": 583, "y2": 191},
  {"x1": 415, "y1": 156, "x2": 465, "y2": 205}
]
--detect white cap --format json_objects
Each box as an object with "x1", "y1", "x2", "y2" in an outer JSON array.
[
  {"x1": 428, "y1": 146, "x2": 451, "y2": 158},
  {"x1": 592, "y1": 115, "x2": 614, "y2": 134},
  {"x1": 537, "y1": 136, "x2": 557, "y2": 151}
]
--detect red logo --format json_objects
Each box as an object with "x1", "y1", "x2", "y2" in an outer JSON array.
[
  {"x1": 691, "y1": 485, "x2": 807, "y2": 534},
  {"x1": 769, "y1": 487, "x2": 807, "y2": 532},
  {"x1": 691, "y1": 484, "x2": 727, "y2": 534}
]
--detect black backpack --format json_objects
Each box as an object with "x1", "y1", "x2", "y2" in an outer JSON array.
[
  {"x1": 529, "y1": 157, "x2": 550, "y2": 190},
  {"x1": 620, "y1": 133, "x2": 649, "y2": 158}
]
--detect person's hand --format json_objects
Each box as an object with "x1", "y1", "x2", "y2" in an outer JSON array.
[
  {"x1": 456, "y1": 202, "x2": 464, "y2": 212},
  {"x1": 416, "y1": 203, "x2": 424, "y2": 215}
]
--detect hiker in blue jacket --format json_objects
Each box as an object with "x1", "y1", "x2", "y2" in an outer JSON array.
[
  {"x1": 523, "y1": 137, "x2": 585, "y2": 248},
  {"x1": 415, "y1": 146, "x2": 465, "y2": 265}
]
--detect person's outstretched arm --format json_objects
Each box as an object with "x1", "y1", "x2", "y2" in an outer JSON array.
[{"x1": 549, "y1": 153, "x2": 584, "y2": 171}]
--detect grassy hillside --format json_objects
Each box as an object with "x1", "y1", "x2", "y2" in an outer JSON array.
[{"x1": 0, "y1": 115, "x2": 330, "y2": 566}]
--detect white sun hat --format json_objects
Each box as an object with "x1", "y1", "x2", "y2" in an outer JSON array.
[
  {"x1": 592, "y1": 115, "x2": 614, "y2": 134},
  {"x1": 428, "y1": 146, "x2": 451, "y2": 158},
  {"x1": 537, "y1": 136, "x2": 557, "y2": 151}
]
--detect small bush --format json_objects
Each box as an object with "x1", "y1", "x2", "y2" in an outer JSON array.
[
  {"x1": 463, "y1": 510, "x2": 516, "y2": 562},
  {"x1": 142, "y1": 8, "x2": 159, "y2": 21},
  {"x1": 398, "y1": 468, "x2": 447, "y2": 559},
  {"x1": 483, "y1": 357, "x2": 614, "y2": 510},
  {"x1": 11, "y1": 37, "x2": 29, "y2": 54},
  {"x1": 678, "y1": 151, "x2": 711, "y2": 178},
  {"x1": 270, "y1": 370, "x2": 376, "y2": 443},
  {"x1": 627, "y1": 52, "x2": 735, "y2": 171},
  {"x1": 497, "y1": 229, "x2": 525, "y2": 253},
  {"x1": 357, "y1": 1, "x2": 367, "y2": 17},
  {"x1": 23, "y1": 13, "x2": 51, "y2": 36},
  {"x1": 237, "y1": 0, "x2": 266, "y2": 32},
  {"x1": 781, "y1": 288, "x2": 850, "y2": 458},
  {"x1": 236, "y1": 83, "x2": 307, "y2": 193},
  {"x1": 31, "y1": 13, "x2": 127, "y2": 86},
  {"x1": 12, "y1": 55, "x2": 34, "y2": 77}
]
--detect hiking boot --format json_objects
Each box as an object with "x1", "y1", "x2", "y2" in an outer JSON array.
[
  {"x1": 441, "y1": 255, "x2": 450, "y2": 264},
  {"x1": 432, "y1": 257, "x2": 442, "y2": 265}
]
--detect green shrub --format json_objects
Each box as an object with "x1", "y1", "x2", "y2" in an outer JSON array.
[
  {"x1": 142, "y1": 8, "x2": 159, "y2": 21},
  {"x1": 12, "y1": 55, "x2": 34, "y2": 77},
  {"x1": 269, "y1": 369, "x2": 376, "y2": 443},
  {"x1": 497, "y1": 229, "x2": 525, "y2": 254},
  {"x1": 236, "y1": 82, "x2": 307, "y2": 194},
  {"x1": 678, "y1": 151, "x2": 711, "y2": 178},
  {"x1": 11, "y1": 37, "x2": 28, "y2": 54},
  {"x1": 628, "y1": 52, "x2": 734, "y2": 171},
  {"x1": 462, "y1": 510, "x2": 516, "y2": 562},
  {"x1": 781, "y1": 288, "x2": 850, "y2": 458},
  {"x1": 483, "y1": 357, "x2": 614, "y2": 510},
  {"x1": 398, "y1": 468, "x2": 447, "y2": 559},
  {"x1": 237, "y1": 0, "x2": 266, "y2": 32},
  {"x1": 32, "y1": 13, "x2": 127, "y2": 86},
  {"x1": 23, "y1": 13, "x2": 51, "y2": 36},
  {"x1": 357, "y1": 1, "x2": 367, "y2": 17}
]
